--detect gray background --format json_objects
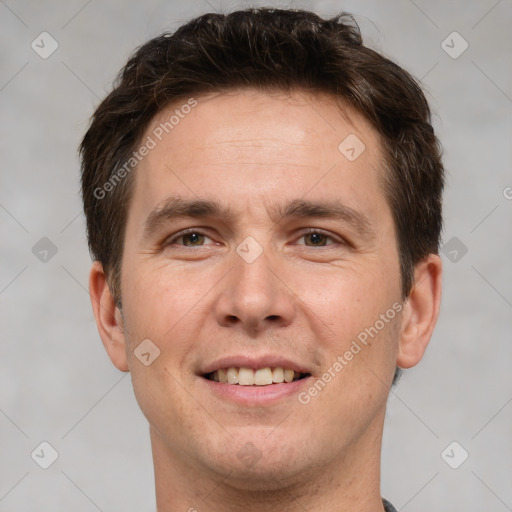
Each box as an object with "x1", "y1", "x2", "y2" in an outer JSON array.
[{"x1": 1, "y1": 0, "x2": 511, "y2": 510}]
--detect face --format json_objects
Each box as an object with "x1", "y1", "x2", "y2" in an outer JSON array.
[{"x1": 115, "y1": 89, "x2": 404, "y2": 489}]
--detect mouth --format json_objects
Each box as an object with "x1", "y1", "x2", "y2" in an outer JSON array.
[{"x1": 203, "y1": 367, "x2": 311, "y2": 386}]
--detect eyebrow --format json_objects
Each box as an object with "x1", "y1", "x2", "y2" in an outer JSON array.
[
  {"x1": 276, "y1": 198, "x2": 375, "y2": 238},
  {"x1": 142, "y1": 197, "x2": 236, "y2": 240},
  {"x1": 142, "y1": 196, "x2": 375, "y2": 240}
]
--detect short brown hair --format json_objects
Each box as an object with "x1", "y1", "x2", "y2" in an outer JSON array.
[{"x1": 80, "y1": 7, "x2": 444, "y2": 309}]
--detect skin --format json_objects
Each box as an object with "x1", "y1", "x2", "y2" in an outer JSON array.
[{"x1": 89, "y1": 89, "x2": 442, "y2": 512}]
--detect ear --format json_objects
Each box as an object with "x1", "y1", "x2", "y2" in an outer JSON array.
[
  {"x1": 397, "y1": 254, "x2": 442, "y2": 368},
  {"x1": 89, "y1": 261, "x2": 129, "y2": 372}
]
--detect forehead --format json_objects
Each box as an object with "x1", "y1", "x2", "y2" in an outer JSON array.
[
  {"x1": 129, "y1": 88, "x2": 389, "y2": 229},
  {"x1": 147, "y1": 88, "x2": 380, "y2": 162}
]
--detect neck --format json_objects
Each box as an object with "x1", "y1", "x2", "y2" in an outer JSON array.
[{"x1": 151, "y1": 408, "x2": 387, "y2": 512}]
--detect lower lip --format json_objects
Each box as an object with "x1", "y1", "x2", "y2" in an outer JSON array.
[{"x1": 199, "y1": 376, "x2": 312, "y2": 406}]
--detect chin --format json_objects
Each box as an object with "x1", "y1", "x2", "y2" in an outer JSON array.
[
  {"x1": 200, "y1": 434, "x2": 314, "y2": 491},
  {"x1": 213, "y1": 458, "x2": 306, "y2": 492}
]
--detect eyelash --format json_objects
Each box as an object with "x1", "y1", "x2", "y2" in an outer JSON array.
[{"x1": 164, "y1": 228, "x2": 346, "y2": 248}]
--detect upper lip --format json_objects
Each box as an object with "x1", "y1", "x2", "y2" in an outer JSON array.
[{"x1": 200, "y1": 355, "x2": 312, "y2": 375}]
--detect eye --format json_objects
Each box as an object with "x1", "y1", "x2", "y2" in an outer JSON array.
[
  {"x1": 165, "y1": 229, "x2": 213, "y2": 247},
  {"x1": 296, "y1": 229, "x2": 342, "y2": 247}
]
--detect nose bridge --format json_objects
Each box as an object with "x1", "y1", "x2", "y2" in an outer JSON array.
[
  {"x1": 214, "y1": 234, "x2": 295, "y2": 332},
  {"x1": 236, "y1": 236, "x2": 274, "y2": 298}
]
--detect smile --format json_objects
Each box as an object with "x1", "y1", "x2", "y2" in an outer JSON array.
[{"x1": 204, "y1": 367, "x2": 310, "y2": 386}]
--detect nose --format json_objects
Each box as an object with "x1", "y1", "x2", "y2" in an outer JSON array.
[{"x1": 214, "y1": 243, "x2": 296, "y2": 335}]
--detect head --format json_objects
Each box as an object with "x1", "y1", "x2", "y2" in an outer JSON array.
[{"x1": 81, "y1": 7, "x2": 443, "y2": 496}]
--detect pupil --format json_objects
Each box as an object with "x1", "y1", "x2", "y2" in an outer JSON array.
[
  {"x1": 186, "y1": 233, "x2": 202, "y2": 245},
  {"x1": 309, "y1": 233, "x2": 324, "y2": 245}
]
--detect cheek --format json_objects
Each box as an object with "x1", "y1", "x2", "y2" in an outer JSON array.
[
  {"x1": 122, "y1": 262, "x2": 209, "y2": 336},
  {"x1": 302, "y1": 311, "x2": 401, "y2": 428},
  {"x1": 304, "y1": 253, "x2": 401, "y2": 387},
  {"x1": 308, "y1": 259, "x2": 399, "y2": 330},
  {"x1": 118, "y1": 267, "x2": 204, "y2": 426}
]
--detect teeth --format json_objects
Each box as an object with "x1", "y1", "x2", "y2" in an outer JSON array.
[
  {"x1": 218, "y1": 368, "x2": 228, "y2": 383},
  {"x1": 208, "y1": 367, "x2": 305, "y2": 386},
  {"x1": 238, "y1": 367, "x2": 255, "y2": 386},
  {"x1": 272, "y1": 367, "x2": 284, "y2": 383},
  {"x1": 227, "y1": 367, "x2": 239, "y2": 384},
  {"x1": 254, "y1": 367, "x2": 273, "y2": 386}
]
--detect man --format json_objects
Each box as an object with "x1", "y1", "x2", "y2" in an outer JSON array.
[{"x1": 80, "y1": 8, "x2": 443, "y2": 511}]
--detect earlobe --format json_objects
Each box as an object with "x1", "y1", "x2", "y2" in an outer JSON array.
[
  {"x1": 397, "y1": 254, "x2": 442, "y2": 369},
  {"x1": 89, "y1": 261, "x2": 129, "y2": 372}
]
